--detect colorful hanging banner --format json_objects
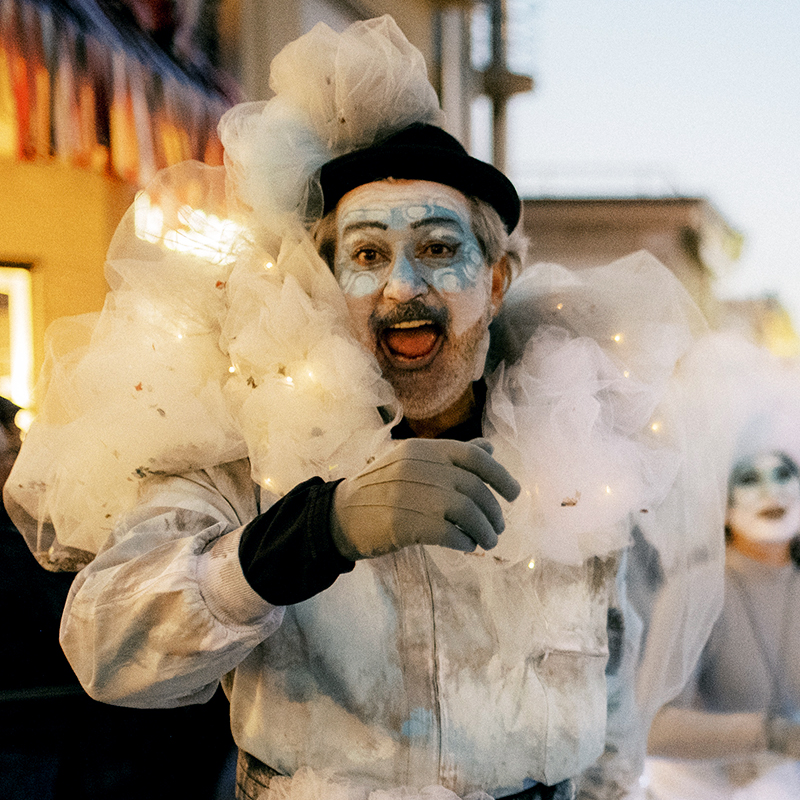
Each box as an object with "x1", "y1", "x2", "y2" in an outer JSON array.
[{"x1": 0, "y1": 0, "x2": 234, "y2": 185}]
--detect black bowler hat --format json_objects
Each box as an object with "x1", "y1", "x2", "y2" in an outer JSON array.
[{"x1": 318, "y1": 123, "x2": 521, "y2": 233}]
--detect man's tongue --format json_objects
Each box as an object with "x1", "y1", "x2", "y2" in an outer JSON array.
[{"x1": 384, "y1": 325, "x2": 438, "y2": 358}]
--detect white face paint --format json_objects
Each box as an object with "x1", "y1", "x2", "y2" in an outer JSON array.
[
  {"x1": 337, "y1": 215, "x2": 484, "y2": 301},
  {"x1": 727, "y1": 452, "x2": 800, "y2": 545},
  {"x1": 333, "y1": 180, "x2": 499, "y2": 421},
  {"x1": 335, "y1": 182, "x2": 488, "y2": 330}
]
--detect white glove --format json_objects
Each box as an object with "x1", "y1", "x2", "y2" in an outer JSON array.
[{"x1": 331, "y1": 438, "x2": 520, "y2": 560}]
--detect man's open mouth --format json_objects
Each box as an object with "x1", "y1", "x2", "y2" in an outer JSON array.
[
  {"x1": 380, "y1": 319, "x2": 444, "y2": 367},
  {"x1": 759, "y1": 506, "x2": 787, "y2": 520}
]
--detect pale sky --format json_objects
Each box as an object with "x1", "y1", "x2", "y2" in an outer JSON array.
[{"x1": 497, "y1": 0, "x2": 800, "y2": 327}]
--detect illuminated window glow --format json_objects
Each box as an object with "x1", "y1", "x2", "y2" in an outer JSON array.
[
  {"x1": 134, "y1": 192, "x2": 245, "y2": 266},
  {"x1": 0, "y1": 265, "x2": 34, "y2": 410}
]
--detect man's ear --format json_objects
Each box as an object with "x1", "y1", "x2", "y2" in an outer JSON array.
[{"x1": 490, "y1": 255, "x2": 510, "y2": 318}]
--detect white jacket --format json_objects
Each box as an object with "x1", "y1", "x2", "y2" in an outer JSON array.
[{"x1": 62, "y1": 457, "x2": 614, "y2": 796}]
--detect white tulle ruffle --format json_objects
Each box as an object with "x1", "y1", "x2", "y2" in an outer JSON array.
[
  {"x1": 7, "y1": 13, "x2": 722, "y2": 576},
  {"x1": 6, "y1": 161, "x2": 397, "y2": 567},
  {"x1": 477, "y1": 255, "x2": 713, "y2": 567}
]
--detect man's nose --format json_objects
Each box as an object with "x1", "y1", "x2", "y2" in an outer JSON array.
[
  {"x1": 383, "y1": 253, "x2": 427, "y2": 302},
  {"x1": 760, "y1": 483, "x2": 784, "y2": 501}
]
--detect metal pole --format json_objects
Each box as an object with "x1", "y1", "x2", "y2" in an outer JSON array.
[{"x1": 489, "y1": 0, "x2": 507, "y2": 171}]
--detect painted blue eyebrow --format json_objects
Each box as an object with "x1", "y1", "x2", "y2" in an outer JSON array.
[
  {"x1": 341, "y1": 215, "x2": 464, "y2": 237},
  {"x1": 341, "y1": 220, "x2": 388, "y2": 235},
  {"x1": 410, "y1": 216, "x2": 463, "y2": 230}
]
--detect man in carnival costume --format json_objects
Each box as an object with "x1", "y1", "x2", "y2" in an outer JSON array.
[{"x1": 5, "y1": 16, "x2": 729, "y2": 800}]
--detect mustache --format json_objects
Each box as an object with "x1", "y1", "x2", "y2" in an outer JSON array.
[{"x1": 370, "y1": 298, "x2": 450, "y2": 332}]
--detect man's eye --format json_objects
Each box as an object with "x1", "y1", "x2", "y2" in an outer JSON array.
[
  {"x1": 736, "y1": 470, "x2": 760, "y2": 486},
  {"x1": 421, "y1": 242, "x2": 455, "y2": 258},
  {"x1": 775, "y1": 465, "x2": 794, "y2": 482},
  {"x1": 353, "y1": 248, "x2": 384, "y2": 267}
]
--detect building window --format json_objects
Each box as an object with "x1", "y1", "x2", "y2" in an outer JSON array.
[{"x1": 0, "y1": 264, "x2": 34, "y2": 409}]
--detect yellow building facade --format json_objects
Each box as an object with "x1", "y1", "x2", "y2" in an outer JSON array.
[{"x1": 0, "y1": 160, "x2": 135, "y2": 410}]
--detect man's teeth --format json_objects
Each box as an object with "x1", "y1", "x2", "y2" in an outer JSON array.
[{"x1": 390, "y1": 320, "x2": 432, "y2": 329}]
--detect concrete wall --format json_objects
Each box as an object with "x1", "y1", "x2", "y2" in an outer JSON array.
[
  {"x1": 227, "y1": 0, "x2": 445, "y2": 102},
  {"x1": 521, "y1": 197, "x2": 742, "y2": 325}
]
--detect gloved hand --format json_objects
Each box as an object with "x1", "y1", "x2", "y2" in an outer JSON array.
[
  {"x1": 766, "y1": 713, "x2": 800, "y2": 758},
  {"x1": 331, "y1": 438, "x2": 521, "y2": 560}
]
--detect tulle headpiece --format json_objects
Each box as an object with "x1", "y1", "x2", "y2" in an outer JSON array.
[
  {"x1": 705, "y1": 332, "x2": 800, "y2": 475},
  {"x1": 218, "y1": 16, "x2": 446, "y2": 232}
]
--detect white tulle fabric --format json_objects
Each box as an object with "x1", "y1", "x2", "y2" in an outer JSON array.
[
  {"x1": 7, "y1": 160, "x2": 399, "y2": 566},
  {"x1": 481, "y1": 260, "x2": 696, "y2": 566},
  {"x1": 5, "y1": 15, "x2": 731, "y2": 800},
  {"x1": 218, "y1": 16, "x2": 444, "y2": 232}
]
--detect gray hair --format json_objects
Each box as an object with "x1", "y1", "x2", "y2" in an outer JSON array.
[{"x1": 466, "y1": 196, "x2": 526, "y2": 290}]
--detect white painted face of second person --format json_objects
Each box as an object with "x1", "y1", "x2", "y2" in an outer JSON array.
[
  {"x1": 333, "y1": 179, "x2": 505, "y2": 423},
  {"x1": 727, "y1": 451, "x2": 800, "y2": 545}
]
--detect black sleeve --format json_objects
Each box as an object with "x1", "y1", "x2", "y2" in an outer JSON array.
[{"x1": 238, "y1": 477, "x2": 355, "y2": 606}]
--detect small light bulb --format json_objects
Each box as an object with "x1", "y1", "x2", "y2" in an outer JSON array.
[
  {"x1": 605, "y1": 485, "x2": 612, "y2": 495},
  {"x1": 556, "y1": 303, "x2": 564, "y2": 310},
  {"x1": 264, "y1": 261, "x2": 273, "y2": 269},
  {"x1": 228, "y1": 365, "x2": 236, "y2": 373},
  {"x1": 15, "y1": 409, "x2": 34, "y2": 433},
  {"x1": 623, "y1": 370, "x2": 630, "y2": 378},
  {"x1": 651, "y1": 421, "x2": 661, "y2": 432},
  {"x1": 527, "y1": 559, "x2": 536, "y2": 570},
  {"x1": 613, "y1": 333, "x2": 622, "y2": 343}
]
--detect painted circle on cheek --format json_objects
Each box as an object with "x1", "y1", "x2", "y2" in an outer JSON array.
[
  {"x1": 340, "y1": 270, "x2": 382, "y2": 298},
  {"x1": 463, "y1": 245, "x2": 483, "y2": 284},
  {"x1": 435, "y1": 270, "x2": 462, "y2": 293}
]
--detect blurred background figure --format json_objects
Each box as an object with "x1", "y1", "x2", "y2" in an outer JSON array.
[
  {"x1": 0, "y1": 394, "x2": 236, "y2": 800},
  {"x1": 645, "y1": 337, "x2": 800, "y2": 800}
]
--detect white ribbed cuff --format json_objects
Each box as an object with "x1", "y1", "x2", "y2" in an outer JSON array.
[{"x1": 198, "y1": 527, "x2": 282, "y2": 627}]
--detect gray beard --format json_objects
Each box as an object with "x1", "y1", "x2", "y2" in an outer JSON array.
[{"x1": 381, "y1": 311, "x2": 492, "y2": 422}]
